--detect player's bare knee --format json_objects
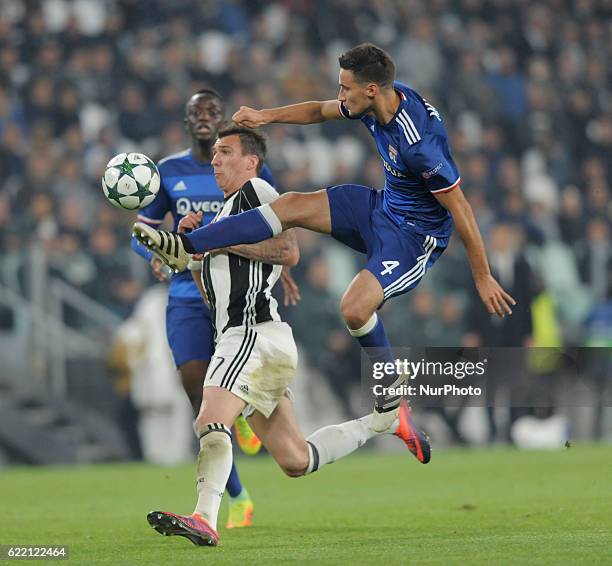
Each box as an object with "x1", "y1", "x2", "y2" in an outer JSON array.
[
  {"x1": 277, "y1": 450, "x2": 309, "y2": 478},
  {"x1": 340, "y1": 295, "x2": 372, "y2": 329},
  {"x1": 279, "y1": 460, "x2": 308, "y2": 478}
]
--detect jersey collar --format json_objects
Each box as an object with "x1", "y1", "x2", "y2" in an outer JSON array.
[{"x1": 380, "y1": 88, "x2": 407, "y2": 127}]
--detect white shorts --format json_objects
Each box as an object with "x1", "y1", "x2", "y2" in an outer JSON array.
[{"x1": 204, "y1": 321, "x2": 298, "y2": 418}]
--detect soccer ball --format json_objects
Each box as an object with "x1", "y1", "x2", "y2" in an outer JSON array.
[{"x1": 102, "y1": 152, "x2": 160, "y2": 210}]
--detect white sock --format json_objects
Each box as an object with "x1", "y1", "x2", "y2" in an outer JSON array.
[
  {"x1": 258, "y1": 203, "x2": 283, "y2": 235},
  {"x1": 347, "y1": 313, "x2": 378, "y2": 337},
  {"x1": 193, "y1": 423, "x2": 233, "y2": 530},
  {"x1": 305, "y1": 414, "x2": 397, "y2": 474}
]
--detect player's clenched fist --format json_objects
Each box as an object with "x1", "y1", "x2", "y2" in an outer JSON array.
[
  {"x1": 232, "y1": 106, "x2": 267, "y2": 128},
  {"x1": 178, "y1": 211, "x2": 203, "y2": 233}
]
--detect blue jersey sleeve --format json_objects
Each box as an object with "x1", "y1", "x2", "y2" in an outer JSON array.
[
  {"x1": 130, "y1": 234, "x2": 154, "y2": 261},
  {"x1": 131, "y1": 176, "x2": 172, "y2": 261},
  {"x1": 137, "y1": 175, "x2": 171, "y2": 224},
  {"x1": 405, "y1": 135, "x2": 461, "y2": 194},
  {"x1": 260, "y1": 163, "x2": 275, "y2": 187}
]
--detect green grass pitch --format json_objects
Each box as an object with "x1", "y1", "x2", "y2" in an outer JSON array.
[{"x1": 2, "y1": 445, "x2": 611, "y2": 564}]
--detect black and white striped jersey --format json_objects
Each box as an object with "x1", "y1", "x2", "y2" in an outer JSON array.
[{"x1": 202, "y1": 177, "x2": 282, "y2": 339}]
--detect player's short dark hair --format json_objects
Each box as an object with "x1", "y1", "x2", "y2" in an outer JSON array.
[
  {"x1": 338, "y1": 43, "x2": 395, "y2": 88},
  {"x1": 193, "y1": 87, "x2": 223, "y2": 102},
  {"x1": 217, "y1": 124, "x2": 267, "y2": 175},
  {"x1": 186, "y1": 88, "x2": 225, "y2": 113}
]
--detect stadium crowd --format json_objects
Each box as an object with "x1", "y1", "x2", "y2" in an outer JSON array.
[{"x1": 1, "y1": 0, "x2": 610, "y2": 410}]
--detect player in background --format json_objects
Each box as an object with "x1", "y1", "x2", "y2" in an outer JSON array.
[
  {"x1": 133, "y1": 44, "x2": 516, "y2": 442},
  {"x1": 131, "y1": 89, "x2": 299, "y2": 528},
  {"x1": 145, "y1": 126, "x2": 428, "y2": 547}
]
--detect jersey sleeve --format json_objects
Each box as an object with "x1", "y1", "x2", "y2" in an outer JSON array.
[
  {"x1": 136, "y1": 174, "x2": 171, "y2": 225},
  {"x1": 250, "y1": 177, "x2": 279, "y2": 205},
  {"x1": 131, "y1": 174, "x2": 172, "y2": 261},
  {"x1": 406, "y1": 135, "x2": 461, "y2": 194}
]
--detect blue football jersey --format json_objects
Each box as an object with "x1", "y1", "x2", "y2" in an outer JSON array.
[
  {"x1": 340, "y1": 81, "x2": 460, "y2": 237},
  {"x1": 131, "y1": 148, "x2": 274, "y2": 300}
]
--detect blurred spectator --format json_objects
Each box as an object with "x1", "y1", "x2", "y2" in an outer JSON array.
[
  {"x1": 54, "y1": 82, "x2": 81, "y2": 136},
  {"x1": 384, "y1": 287, "x2": 440, "y2": 347},
  {"x1": 109, "y1": 285, "x2": 193, "y2": 463},
  {"x1": 50, "y1": 156, "x2": 96, "y2": 216},
  {"x1": 25, "y1": 77, "x2": 57, "y2": 129},
  {"x1": 395, "y1": 16, "x2": 443, "y2": 93},
  {"x1": 577, "y1": 218, "x2": 612, "y2": 302},
  {"x1": 436, "y1": 295, "x2": 466, "y2": 346},
  {"x1": 117, "y1": 83, "x2": 156, "y2": 142},
  {"x1": 464, "y1": 223, "x2": 536, "y2": 348},
  {"x1": 291, "y1": 255, "x2": 341, "y2": 360},
  {"x1": 558, "y1": 185, "x2": 586, "y2": 248}
]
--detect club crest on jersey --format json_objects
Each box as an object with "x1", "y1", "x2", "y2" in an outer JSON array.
[{"x1": 388, "y1": 145, "x2": 398, "y2": 163}]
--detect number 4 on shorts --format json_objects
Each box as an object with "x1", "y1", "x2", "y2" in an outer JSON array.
[{"x1": 380, "y1": 260, "x2": 400, "y2": 275}]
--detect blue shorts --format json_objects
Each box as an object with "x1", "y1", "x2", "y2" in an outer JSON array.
[
  {"x1": 327, "y1": 184, "x2": 448, "y2": 301},
  {"x1": 166, "y1": 298, "x2": 215, "y2": 367}
]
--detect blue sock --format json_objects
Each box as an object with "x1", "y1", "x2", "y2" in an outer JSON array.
[
  {"x1": 182, "y1": 206, "x2": 279, "y2": 253},
  {"x1": 349, "y1": 314, "x2": 402, "y2": 412},
  {"x1": 225, "y1": 461, "x2": 243, "y2": 497}
]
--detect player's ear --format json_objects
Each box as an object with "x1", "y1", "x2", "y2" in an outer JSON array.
[
  {"x1": 246, "y1": 154, "x2": 258, "y2": 172},
  {"x1": 365, "y1": 83, "x2": 378, "y2": 98}
]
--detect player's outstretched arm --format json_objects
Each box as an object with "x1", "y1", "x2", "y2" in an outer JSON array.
[
  {"x1": 435, "y1": 186, "x2": 516, "y2": 317},
  {"x1": 233, "y1": 100, "x2": 342, "y2": 127},
  {"x1": 225, "y1": 229, "x2": 300, "y2": 267}
]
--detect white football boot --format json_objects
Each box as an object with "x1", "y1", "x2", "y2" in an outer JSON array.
[{"x1": 132, "y1": 222, "x2": 190, "y2": 273}]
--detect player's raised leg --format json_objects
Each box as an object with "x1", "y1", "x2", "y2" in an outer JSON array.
[
  {"x1": 182, "y1": 188, "x2": 332, "y2": 250},
  {"x1": 265, "y1": 189, "x2": 332, "y2": 233},
  {"x1": 132, "y1": 190, "x2": 331, "y2": 267},
  {"x1": 245, "y1": 395, "x2": 310, "y2": 477},
  {"x1": 247, "y1": 391, "x2": 425, "y2": 477},
  {"x1": 340, "y1": 270, "x2": 403, "y2": 427},
  {"x1": 338, "y1": 269, "x2": 431, "y2": 462},
  {"x1": 147, "y1": 386, "x2": 247, "y2": 546}
]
